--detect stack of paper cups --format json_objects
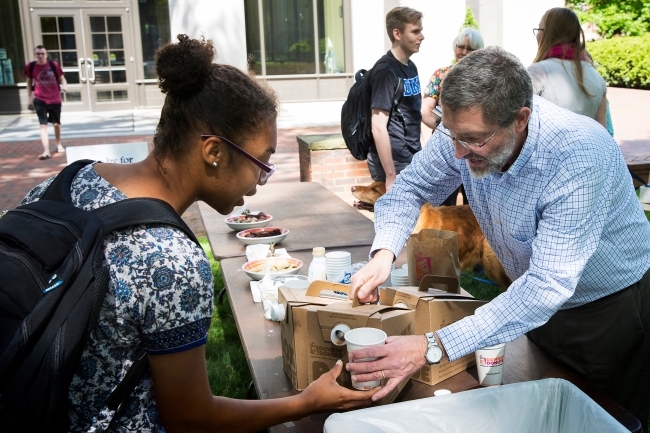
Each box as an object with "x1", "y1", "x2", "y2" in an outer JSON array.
[
  {"x1": 325, "y1": 251, "x2": 352, "y2": 281},
  {"x1": 390, "y1": 268, "x2": 409, "y2": 286}
]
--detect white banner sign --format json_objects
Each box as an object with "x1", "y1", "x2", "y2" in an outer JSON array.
[{"x1": 66, "y1": 142, "x2": 149, "y2": 165}]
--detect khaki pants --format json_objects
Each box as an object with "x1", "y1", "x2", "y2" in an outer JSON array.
[{"x1": 529, "y1": 268, "x2": 650, "y2": 431}]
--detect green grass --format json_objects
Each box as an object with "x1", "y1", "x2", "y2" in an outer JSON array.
[
  {"x1": 460, "y1": 270, "x2": 504, "y2": 301},
  {"x1": 199, "y1": 236, "x2": 252, "y2": 399}
]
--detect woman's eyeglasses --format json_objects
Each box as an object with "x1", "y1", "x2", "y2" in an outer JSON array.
[
  {"x1": 201, "y1": 135, "x2": 275, "y2": 183},
  {"x1": 533, "y1": 28, "x2": 544, "y2": 36},
  {"x1": 435, "y1": 125, "x2": 503, "y2": 150},
  {"x1": 455, "y1": 44, "x2": 475, "y2": 52}
]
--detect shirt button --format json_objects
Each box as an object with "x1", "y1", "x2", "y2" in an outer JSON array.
[{"x1": 494, "y1": 219, "x2": 499, "y2": 224}]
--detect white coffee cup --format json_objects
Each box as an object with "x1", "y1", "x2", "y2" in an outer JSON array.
[
  {"x1": 345, "y1": 327, "x2": 387, "y2": 390},
  {"x1": 475, "y1": 343, "x2": 506, "y2": 386}
]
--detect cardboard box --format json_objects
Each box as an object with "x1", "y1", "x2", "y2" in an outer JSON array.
[
  {"x1": 279, "y1": 280, "x2": 414, "y2": 404},
  {"x1": 279, "y1": 280, "x2": 350, "y2": 391},
  {"x1": 380, "y1": 275, "x2": 487, "y2": 386}
]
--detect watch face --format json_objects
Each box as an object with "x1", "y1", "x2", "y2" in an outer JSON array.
[{"x1": 426, "y1": 345, "x2": 443, "y2": 364}]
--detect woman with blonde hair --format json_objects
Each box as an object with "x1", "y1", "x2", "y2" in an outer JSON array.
[
  {"x1": 421, "y1": 27, "x2": 484, "y2": 206},
  {"x1": 421, "y1": 27, "x2": 484, "y2": 130},
  {"x1": 528, "y1": 7, "x2": 607, "y2": 127}
]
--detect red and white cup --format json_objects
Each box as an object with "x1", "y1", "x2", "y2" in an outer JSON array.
[{"x1": 475, "y1": 343, "x2": 506, "y2": 386}]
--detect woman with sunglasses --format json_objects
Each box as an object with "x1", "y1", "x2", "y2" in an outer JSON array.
[
  {"x1": 20, "y1": 35, "x2": 377, "y2": 432},
  {"x1": 421, "y1": 27, "x2": 484, "y2": 206},
  {"x1": 528, "y1": 7, "x2": 607, "y2": 128},
  {"x1": 420, "y1": 27, "x2": 484, "y2": 132}
]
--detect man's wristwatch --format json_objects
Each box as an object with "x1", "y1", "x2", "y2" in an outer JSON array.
[{"x1": 424, "y1": 332, "x2": 444, "y2": 365}]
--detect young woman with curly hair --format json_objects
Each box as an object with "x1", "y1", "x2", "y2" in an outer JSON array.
[{"x1": 21, "y1": 34, "x2": 377, "y2": 432}]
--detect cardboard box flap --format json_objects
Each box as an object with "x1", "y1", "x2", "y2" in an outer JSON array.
[
  {"x1": 315, "y1": 302, "x2": 411, "y2": 343},
  {"x1": 419, "y1": 275, "x2": 458, "y2": 293},
  {"x1": 381, "y1": 285, "x2": 476, "y2": 310},
  {"x1": 279, "y1": 285, "x2": 350, "y2": 326},
  {"x1": 305, "y1": 280, "x2": 350, "y2": 297}
]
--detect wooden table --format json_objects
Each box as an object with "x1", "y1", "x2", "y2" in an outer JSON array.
[
  {"x1": 199, "y1": 182, "x2": 376, "y2": 260},
  {"x1": 220, "y1": 249, "x2": 641, "y2": 433}
]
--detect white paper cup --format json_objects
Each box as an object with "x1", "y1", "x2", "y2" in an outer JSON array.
[
  {"x1": 345, "y1": 327, "x2": 387, "y2": 390},
  {"x1": 475, "y1": 343, "x2": 506, "y2": 386}
]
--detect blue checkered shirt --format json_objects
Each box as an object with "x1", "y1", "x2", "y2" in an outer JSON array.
[{"x1": 372, "y1": 96, "x2": 650, "y2": 361}]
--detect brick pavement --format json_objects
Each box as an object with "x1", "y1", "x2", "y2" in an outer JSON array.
[{"x1": 0, "y1": 127, "x2": 341, "y2": 238}]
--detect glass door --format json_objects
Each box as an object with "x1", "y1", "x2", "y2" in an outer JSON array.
[
  {"x1": 31, "y1": 10, "x2": 88, "y2": 111},
  {"x1": 81, "y1": 9, "x2": 135, "y2": 111},
  {"x1": 31, "y1": 8, "x2": 136, "y2": 112}
]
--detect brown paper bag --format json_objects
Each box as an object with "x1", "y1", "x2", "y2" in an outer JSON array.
[{"x1": 407, "y1": 228, "x2": 461, "y2": 290}]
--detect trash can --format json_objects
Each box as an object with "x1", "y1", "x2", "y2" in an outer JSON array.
[{"x1": 324, "y1": 378, "x2": 628, "y2": 433}]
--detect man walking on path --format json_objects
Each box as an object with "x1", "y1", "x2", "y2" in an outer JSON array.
[
  {"x1": 25, "y1": 45, "x2": 67, "y2": 160},
  {"x1": 368, "y1": 7, "x2": 424, "y2": 192}
]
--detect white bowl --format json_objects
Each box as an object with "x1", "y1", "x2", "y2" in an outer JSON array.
[
  {"x1": 236, "y1": 227, "x2": 288, "y2": 245},
  {"x1": 242, "y1": 257, "x2": 303, "y2": 280},
  {"x1": 225, "y1": 212, "x2": 272, "y2": 231}
]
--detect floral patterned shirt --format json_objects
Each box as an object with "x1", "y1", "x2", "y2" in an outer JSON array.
[
  {"x1": 424, "y1": 65, "x2": 451, "y2": 99},
  {"x1": 21, "y1": 163, "x2": 214, "y2": 432}
]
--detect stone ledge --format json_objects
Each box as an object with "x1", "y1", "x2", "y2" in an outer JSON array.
[{"x1": 297, "y1": 133, "x2": 347, "y2": 151}]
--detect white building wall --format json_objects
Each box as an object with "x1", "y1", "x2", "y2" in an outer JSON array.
[
  {"x1": 406, "y1": 0, "x2": 465, "y2": 91},
  {"x1": 349, "y1": 0, "x2": 387, "y2": 73},
  {"x1": 168, "y1": 0, "x2": 248, "y2": 71},
  {"x1": 479, "y1": 0, "x2": 564, "y2": 66},
  {"x1": 349, "y1": 0, "x2": 465, "y2": 92}
]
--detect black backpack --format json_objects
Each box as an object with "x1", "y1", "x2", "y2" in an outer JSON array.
[
  {"x1": 0, "y1": 160, "x2": 201, "y2": 432},
  {"x1": 341, "y1": 56, "x2": 407, "y2": 160},
  {"x1": 29, "y1": 60, "x2": 58, "y2": 91}
]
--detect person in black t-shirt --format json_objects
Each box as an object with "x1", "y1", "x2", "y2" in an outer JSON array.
[{"x1": 368, "y1": 7, "x2": 424, "y2": 191}]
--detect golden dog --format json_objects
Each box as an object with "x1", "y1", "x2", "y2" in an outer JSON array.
[{"x1": 351, "y1": 181, "x2": 511, "y2": 289}]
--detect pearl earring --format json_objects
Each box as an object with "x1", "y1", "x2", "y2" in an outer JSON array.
[{"x1": 212, "y1": 162, "x2": 218, "y2": 168}]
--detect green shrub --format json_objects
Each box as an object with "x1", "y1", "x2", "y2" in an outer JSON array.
[
  {"x1": 462, "y1": 6, "x2": 479, "y2": 30},
  {"x1": 587, "y1": 34, "x2": 650, "y2": 89}
]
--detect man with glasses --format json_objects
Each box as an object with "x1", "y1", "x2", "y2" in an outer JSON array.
[
  {"x1": 25, "y1": 45, "x2": 67, "y2": 160},
  {"x1": 348, "y1": 46, "x2": 650, "y2": 431}
]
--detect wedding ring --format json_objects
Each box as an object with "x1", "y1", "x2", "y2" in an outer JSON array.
[{"x1": 381, "y1": 370, "x2": 385, "y2": 380}]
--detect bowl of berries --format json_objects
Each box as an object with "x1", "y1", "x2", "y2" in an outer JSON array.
[{"x1": 224, "y1": 209, "x2": 272, "y2": 231}]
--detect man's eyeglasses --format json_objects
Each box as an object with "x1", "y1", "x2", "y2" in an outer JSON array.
[
  {"x1": 436, "y1": 125, "x2": 503, "y2": 150},
  {"x1": 201, "y1": 135, "x2": 275, "y2": 183},
  {"x1": 533, "y1": 28, "x2": 544, "y2": 36}
]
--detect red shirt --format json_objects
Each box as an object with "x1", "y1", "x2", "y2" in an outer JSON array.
[{"x1": 24, "y1": 61, "x2": 64, "y2": 104}]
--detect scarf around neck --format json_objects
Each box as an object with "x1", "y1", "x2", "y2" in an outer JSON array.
[{"x1": 545, "y1": 43, "x2": 587, "y2": 61}]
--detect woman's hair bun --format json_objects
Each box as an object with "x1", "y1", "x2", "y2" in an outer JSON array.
[{"x1": 156, "y1": 34, "x2": 215, "y2": 98}]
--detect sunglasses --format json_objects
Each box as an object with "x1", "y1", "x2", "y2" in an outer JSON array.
[{"x1": 201, "y1": 135, "x2": 275, "y2": 183}]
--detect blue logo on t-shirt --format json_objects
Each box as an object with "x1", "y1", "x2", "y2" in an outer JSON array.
[{"x1": 403, "y1": 76, "x2": 421, "y2": 97}]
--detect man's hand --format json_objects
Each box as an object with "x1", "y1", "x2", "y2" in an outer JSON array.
[
  {"x1": 59, "y1": 83, "x2": 68, "y2": 93},
  {"x1": 349, "y1": 249, "x2": 394, "y2": 303},
  {"x1": 346, "y1": 335, "x2": 428, "y2": 401}
]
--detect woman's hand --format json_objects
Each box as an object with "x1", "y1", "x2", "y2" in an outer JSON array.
[
  {"x1": 349, "y1": 249, "x2": 394, "y2": 303},
  {"x1": 301, "y1": 360, "x2": 379, "y2": 411}
]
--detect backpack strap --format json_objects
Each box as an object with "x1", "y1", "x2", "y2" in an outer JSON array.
[
  {"x1": 48, "y1": 60, "x2": 57, "y2": 76},
  {"x1": 40, "y1": 159, "x2": 95, "y2": 203},
  {"x1": 94, "y1": 198, "x2": 200, "y2": 247},
  {"x1": 29, "y1": 61, "x2": 35, "y2": 79}
]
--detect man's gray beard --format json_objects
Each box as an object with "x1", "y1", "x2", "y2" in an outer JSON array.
[{"x1": 465, "y1": 127, "x2": 518, "y2": 179}]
